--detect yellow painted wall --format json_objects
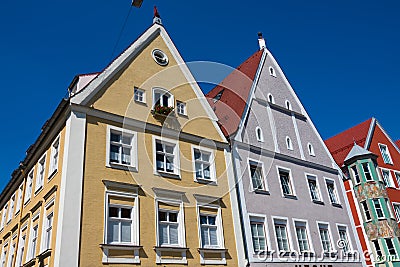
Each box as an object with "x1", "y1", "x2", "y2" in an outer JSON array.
[
  {"x1": 79, "y1": 115, "x2": 238, "y2": 266},
  {"x1": 0, "y1": 124, "x2": 66, "y2": 267}
]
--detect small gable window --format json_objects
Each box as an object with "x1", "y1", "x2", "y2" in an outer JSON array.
[
  {"x1": 152, "y1": 49, "x2": 169, "y2": 66},
  {"x1": 308, "y1": 143, "x2": 315, "y2": 156},
  {"x1": 268, "y1": 94, "x2": 275, "y2": 104},
  {"x1": 256, "y1": 127, "x2": 264, "y2": 142},
  {"x1": 213, "y1": 90, "x2": 224, "y2": 103},
  {"x1": 285, "y1": 100, "x2": 291, "y2": 110},
  {"x1": 286, "y1": 137, "x2": 293, "y2": 150},
  {"x1": 269, "y1": 66, "x2": 276, "y2": 77}
]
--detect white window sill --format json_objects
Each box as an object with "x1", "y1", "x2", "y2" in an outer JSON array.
[
  {"x1": 195, "y1": 178, "x2": 217, "y2": 185},
  {"x1": 154, "y1": 246, "x2": 188, "y2": 264},
  {"x1": 107, "y1": 162, "x2": 137, "y2": 172},
  {"x1": 198, "y1": 247, "x2": 227, "y2": 265},
  {"x1": 101, "y1": 243, "x2": 141, "y2": 264},
  {"x1": 48, "y1": 169, "x2": 58, "y2": 181},
  {"x1": 155, "y1": 171, "x2": 180, "y2": 179}
]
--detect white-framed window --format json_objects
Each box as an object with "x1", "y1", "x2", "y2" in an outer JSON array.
[
  {"x1": 7, "y1": 194, "x2": 15, "y2": 223},
  {"x1": 372, "y1": 240, "x2": 382, "y2": 258},
  {"x1": 255, "y1": 127, "x2": 264, "y2": 142},
  {"x1": 154, "y1": 137, "x2": 179, "y2": 176},
  {"x1": 325, "y1": 178, "x2": 340, "y2": 205},
  {"x1": 1, "y1": 205, "x2": 8, "y2": 229},
  {"x1": 286, "y1": 136, "x2": 293, "y2": 150},
  {"x1": 176, "y1": 101, "x2": 186, "y2": 116},
  {"x1": 28, "y1": 224, "x2": 38, "y2": 260},
  {"x1": 41, "y1": 213, "x2": 53, "y2": 251},
  {"x1": 278, "y1": 167, "x2": 295, "y2": 196},
  {"x1": 386, "y1": 199, "x2": 395, "y2": 219},
  {"x1": 269, "y1": 66, "x2": 276, "y2": 77},
  {"x1": 49, "y1": 137, "x2": 60, "y2": 176},
  {"x1": 199, "y1": 214, "x2": 219, "y2": 248},
  {"x1": 248, "y1": 160, "x2": 267, "y2": 191},
  {"x1": 6, "y1": 242, "x2": 15, "y2": 267},
  {"x1": 361, "y1": 162, "x2": 373, "y2": 181},
  {"x1": 361, "y1": 201, "x2": 372, "y2": 221},
  {"x1": 385, "y1": 238, "x2": 398, "y2": 257},
  {"x1": 152, "y1": 49, "x2": 169, "y2": 66},
  {"x1": 106, "y1": 126, "x2": 137, "y2": 169},
  {"x1": 373, "y1": 199, "x2": 384, "y2": 219},
  {"x1": 337, "y1": 225, "x2": 350, "y2": 253},
  {"x1": 308, "y1": 143, "x2": 315, "y2": 156},
  {"x1": 104, "y1": 189, "x2": 138, "y2": 246},
  {"x1": 267, "y1": 94, "x2": 274, "y2": 104},
  {"x1": 273, "y1": 218, "x2": 291, "y2": 252},
  {"x1": 395, "y1": 172, "x2": 400, "y2": 187},
  {"x1": 285, "y1": 100, "x2": 291, "y2": 110},
  {"x1": 157, "y1": 208, "x2": 182, "y2": 247},
  {"x1": 134, "y1": 87, "x2": 146, "y2": 103},
  {"x1": 351, "y1": 165, "x2": 360, "y2": 184},
  {"x1": 393, "y1": 203, "x2": 400, "y2": 222},
  {"x1": 15, "y1": 234, "x2": 26, "y2": 267},
  {"x1": 381, "y1": 169, "x2": 393, "y2": 187},
  {"x1": 15, "y1": 184, "x2": 23, "y2": 215},
  {"x1": 318, "y1": 223, "x2": 333, "y2": 253},
  {"x1": 0, "y1": 244, "x2": 7, "y2": 267},
  {"x1": 294, "y1": 220, "x2": 311, "y2": 253},
  {"x1": 192, "y1": 146, "x2": 215, "y2": 182},
  {"x1": 307, "y1": 175, "x2": 321, "y2": 202},
  {"x1": 250, "y1": 218, "x2": 267, "y2": 253},
  {"x1": 153, "y1": 88, "x2": 174, "y2": 108},
  {"x1": 24, "y1": 170, "x2": 34, "y2": 204},
  {"x1": 379, "y1": 143, "x2": 393, "y2": 164},
  {"x1": 35, "y1": 155, "x2": 46, "y2": 192}
]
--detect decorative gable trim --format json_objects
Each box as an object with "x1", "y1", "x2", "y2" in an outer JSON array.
[{"x1": 364, "y1": 117, "x2": 376, "y2": 150}]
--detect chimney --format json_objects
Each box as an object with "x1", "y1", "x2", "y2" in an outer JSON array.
[
  {"x1": 153, "y1": 6, "x2": 162, "y2": 24},
  {"x1": 258, "y1": 32, "x2": 266, "y2": 50}
]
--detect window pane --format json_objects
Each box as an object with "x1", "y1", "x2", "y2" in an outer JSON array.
[
  {"x1": 208, "y1": 216, "x2": 216, "y2": 225},
  {"x1": 201, "y1": 226, "x2": 209, "y2": 247},
  {"x1": 156, "y1": 154, "x2": 165, "y2": 170},
  {"x1": 165, "y1": 144, "x2": 174, "y2": 154},
  {"x1": 110, "y1": 133, "x2": 120, "y2": 142},
  {"x1": 109, "y1": 207, "x2": 118, "y2": 218},
  {"x1": 169, "y1": 225, "x2": 179, "y2": 245},
  {"x1": 108, "y1": 221, "x2": 119, "y2": 243},
  {"x1": 110, "y1": 145, "x2": 120, "y2": 163},
  {"x1": 195, "y1": 163, "x2": 203, "y2": 178},
  {"x1": 122, "y1": 136, "x2": 131, "y2": 145},
  {"x1": 209, "y1": 228, "x2": 218, "y2": 246},
  {"x1": 169, "y1": 212, "x2": 178, "y2": 222},
  {"x1": 166, "y1": 156, "x2": 174, "y2": 172},
  {"x1": 203, "y1": 165, "x2": 211, "y2": 179},
  {"x1": 156, "y1": 142, "x2": 163, "y2": 152},
  {"x1": 200, "y1": 215, "x2": 207, "y2": 225},
  {"x1": 194, "y1": 150, "x2": 201, "y2": 160},
  {"x1": 159, "y1": 211, "x2": 167, "y2": 221},
  {"x1": 121, "y1": 222, "x2": 131, "y2": 243},
  {"x1": 121, "y1": 208, "x2": 131, "y2": 219},
  {"x1": 159, "y1": 224, "x2": 168, "y2": 245},
  {"x1": 122, "y1": 147, "x2": 131, "y2": 165}
]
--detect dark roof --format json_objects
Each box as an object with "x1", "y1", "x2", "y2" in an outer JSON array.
[
  {"x1": 206, "y1": 50, "x2": 263, "y2": 137},
  {"x1": 325, "y1": 118, "x2": 373, "y2": 166}
]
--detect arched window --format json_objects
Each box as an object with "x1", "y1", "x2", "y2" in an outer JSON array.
[
  {"x1": 285, "y1": 100, "x2": 291, "y2": 110},
  {"x1": 256, "y1": 127, "x2": 264, "y2": 142},
  {"x1": 268, "y1": 94, "x2": 275, "y2": 104},
  {"x1": 269, "y1": 66, "x2": 276, "y2": 77},
  {"x1": 308, "y1": 143, "x2": 315, "y2": 156},
  {"x1": 153, "y1": 88, "x2": 173, "y2": 108},
  {"x1": 286, "y1": 137, "x2": 293, "y2": 150}
]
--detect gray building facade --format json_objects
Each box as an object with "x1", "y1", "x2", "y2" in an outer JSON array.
[{"x1": 207, "y1": 35, "x2": 365, "y2": 267}]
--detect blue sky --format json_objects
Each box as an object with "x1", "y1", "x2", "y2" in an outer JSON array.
[{"x1": 0, "y1": 0, "x2": 398, "y2": 189}]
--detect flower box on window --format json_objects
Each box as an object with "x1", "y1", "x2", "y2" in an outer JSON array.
[{"x1": 151, "y1": 105, "x2": 174, "y2": 116}]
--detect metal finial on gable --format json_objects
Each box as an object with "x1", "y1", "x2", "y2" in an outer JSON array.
[{"x1": 153, "y1": 6, "x2": 162, "y2": 24}]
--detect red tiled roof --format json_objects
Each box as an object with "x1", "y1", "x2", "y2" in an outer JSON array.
[
  {"x1": 396, "y1": 140, "x2": 400, "y2": 149},
  {"x1": 324, "y1": 118, "x2": 373, "y2": 166},
  {"x1": 206, "y1": 50, "x2": 263, "y2": 137}
]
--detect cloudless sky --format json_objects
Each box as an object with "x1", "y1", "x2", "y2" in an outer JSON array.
[{"x1": 0, "y1": 0, "x2": 399, "y2": 190}]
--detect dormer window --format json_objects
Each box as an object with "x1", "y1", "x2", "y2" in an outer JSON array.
[
  {"x1": 269, "y1": 66, "x2": 276, "y2": 77},
  {"x1": 268, "y1": 94, "x2": 275, "y2": 104},
  {"x1": 153, "y1": 88, "x2": 173, "y2": 108}
]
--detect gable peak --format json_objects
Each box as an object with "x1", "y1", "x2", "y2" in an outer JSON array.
[{"x1": 153, "y1": 6, "x2": 162, "y2": 25}]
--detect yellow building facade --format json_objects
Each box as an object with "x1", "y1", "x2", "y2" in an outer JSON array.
[{"x1": 0, "y1": 21, "x2": 241, "y2": 266}]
